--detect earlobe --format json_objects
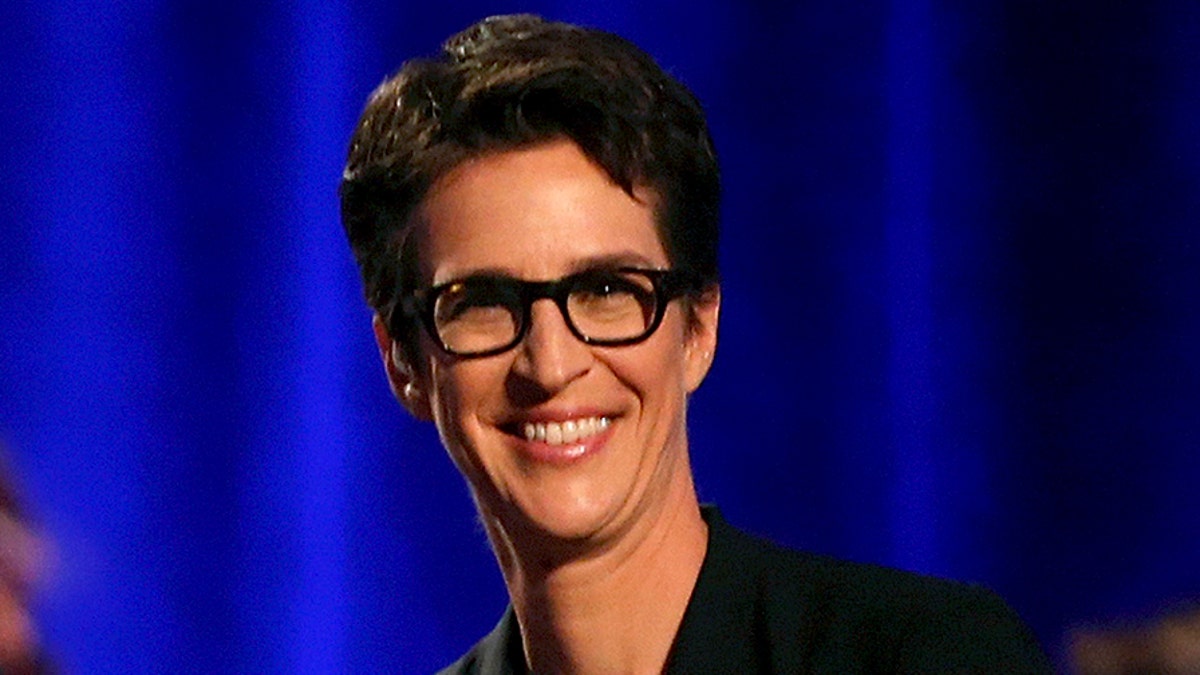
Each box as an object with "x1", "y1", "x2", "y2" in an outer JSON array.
[
  {"x1": 684, "y1": 286, "x2": 720, "y2": 393},
  {"x1": 395, "y1": 348, "x2": 433, "y2": 421},
  {"x1": 372, "y1": 314, "x2": 433, "y2": 420}
]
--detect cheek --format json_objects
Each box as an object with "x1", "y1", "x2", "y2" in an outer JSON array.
[
  {"x1": 617, "y1": 323, "x2": 692, "y2": 408},
  {"x1": 425, "y1": 364, "x2": 470, "y2": 451},
  {"x1": 427, "y1": 361, "x2": 497, "y2": 457},
  {"x1": 431, "y1": 389, "x2": 492, "y2": 491}
]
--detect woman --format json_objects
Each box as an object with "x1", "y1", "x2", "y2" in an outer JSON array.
[{"x1": 340, "y1": 14, "x2": 1049, "y2": 674}]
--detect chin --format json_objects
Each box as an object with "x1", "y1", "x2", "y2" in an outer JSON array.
[{"x1": 503, "y1": 479, "x2": 630, "y2": 546}]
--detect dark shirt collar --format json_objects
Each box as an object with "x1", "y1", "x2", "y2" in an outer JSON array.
[
  {"x1": 467, "y1": 606, "x2": 527, "y2": 675},
  {"x1": 664, "y1": 506, "x2": 766, "y2": 672}
]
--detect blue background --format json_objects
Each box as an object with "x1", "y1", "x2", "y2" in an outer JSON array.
[{"x1": 1, "y1": 1, "x2": 1198, "y2": 671}]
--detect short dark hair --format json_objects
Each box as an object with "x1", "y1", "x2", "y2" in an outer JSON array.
[{"x1": 339, "y1": 14, "x2": 720, "y2": 351}]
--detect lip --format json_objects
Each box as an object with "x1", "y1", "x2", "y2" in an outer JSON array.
[{"x1": 499, "y1": 408, "x2": 617, "y2": 465}]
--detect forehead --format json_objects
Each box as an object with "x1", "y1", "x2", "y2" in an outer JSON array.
[{"x1": 413, "y1": 140, "x2": 668, "y2": 285}]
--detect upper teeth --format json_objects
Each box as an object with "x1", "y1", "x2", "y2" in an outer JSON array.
[{"x1": 523, "y1": 417, "x2": 610, "y2": 445}]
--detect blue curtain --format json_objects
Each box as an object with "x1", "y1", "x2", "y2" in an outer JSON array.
[{"x1": 1, "y1": 2, "x2": 1197, "y2": 671}]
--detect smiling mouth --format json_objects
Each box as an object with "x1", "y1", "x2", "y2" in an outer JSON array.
[{"x1": 522, "y1": 417, "x2": 611, "y2": 445}]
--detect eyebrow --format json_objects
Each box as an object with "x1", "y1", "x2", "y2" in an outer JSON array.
[
  {"x1": 436, "y1": 252, "x2": 664, "y2": 285},
  {"x1": 566, "y1": 252, "x2": 662, "y2": 273}
]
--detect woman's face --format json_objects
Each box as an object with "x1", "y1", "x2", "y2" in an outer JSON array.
[{"x1": 391, "y1": 139, "x2": 718, "y2": 547}]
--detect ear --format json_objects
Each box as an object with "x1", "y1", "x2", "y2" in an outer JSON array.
[
  {"x1": 683, "y1": 285, "x2": 720, "y2": 393},
  {"x1": 372, "y1": 314, "x2": 433, "y2": 421}
]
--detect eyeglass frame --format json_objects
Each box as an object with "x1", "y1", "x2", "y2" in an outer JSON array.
[{"x1": 393, "y1": 267, "x2": 698, "y2": 358}]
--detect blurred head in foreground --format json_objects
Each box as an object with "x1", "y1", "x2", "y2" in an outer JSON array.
[
  {"x1": 1071, "y1": 605, "x2": 1200, "y2": 675},
  {"x1": 0, "y1": 447, "x2": 50, "y2": 673}
]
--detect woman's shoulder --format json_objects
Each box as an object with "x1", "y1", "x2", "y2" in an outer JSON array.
[
  {"x1": 679, "y1": 506, "x2": 1052, "y2": 673},
  {"x1": 704, "y1": 504, "x2": 1009, "y2": 609}
]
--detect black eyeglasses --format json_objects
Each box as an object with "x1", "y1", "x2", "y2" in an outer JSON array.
[{"x1": 395, "y1": 267, "x2": 695, "y2": 358}]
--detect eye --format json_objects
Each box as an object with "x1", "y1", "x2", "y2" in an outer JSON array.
[
  {"x1": 434, "y1": 279, "x2": 519, "y2": 324},
  {"x1": 572, "y1": 271, "x2": 645, "y2": 302},
  {"x1": 567, "y1": 271, "x2": 657, "y2": 332}
]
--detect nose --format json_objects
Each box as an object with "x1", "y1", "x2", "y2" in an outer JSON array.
[{"x1": 509, "y1": 298, "x2": 592, "y2": 394}]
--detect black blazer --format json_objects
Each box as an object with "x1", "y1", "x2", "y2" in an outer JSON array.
[{"x1": 440, "y1": 508, "x2": 1051, "y2": 674}]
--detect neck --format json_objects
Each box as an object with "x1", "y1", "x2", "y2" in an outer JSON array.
[{"x1": 482, "y1": 474, "x2": 708, "y2": 675}]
